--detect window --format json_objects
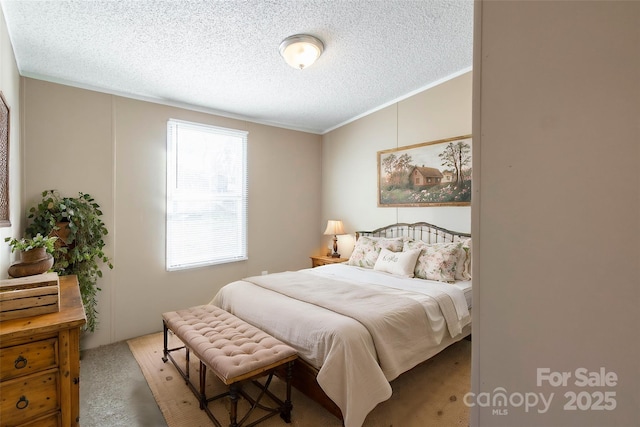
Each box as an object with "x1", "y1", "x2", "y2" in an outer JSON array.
[{"x1": 166, "y1": 119, "x2": 247, "y2": 270}]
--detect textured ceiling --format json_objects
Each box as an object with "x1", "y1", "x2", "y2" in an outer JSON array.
[{"x1": 0, "y1": 0, "x2": 473, "y2": 134}]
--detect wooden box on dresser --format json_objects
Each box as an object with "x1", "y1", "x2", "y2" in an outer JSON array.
[{"x1": 0, "y1": 275, "x2": 86, "y2": 427}]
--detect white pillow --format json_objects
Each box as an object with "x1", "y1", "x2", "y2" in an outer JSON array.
[{"x1": 373, "y1": 248, "x2": 421, "y2": 277}]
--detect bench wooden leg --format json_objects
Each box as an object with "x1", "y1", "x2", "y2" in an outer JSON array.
[
  {"x1": 229, "y1": 383, "x2": 239, "y2": 427},
  {"x1": 281, "y1": 361, "x2": 294, "y2": 423},
  {"x1": 199, "y1": 361, "x2": 207, "y2": 410},
  {"x1": 161, "y1": 319, "x2": 186, "y2": 368},
  {"x1": 162, "y1": 321, "x2": 169, "y2": 362},
  {"x1": 185, "y1": 347, "x2": 190, "y2": 384}
]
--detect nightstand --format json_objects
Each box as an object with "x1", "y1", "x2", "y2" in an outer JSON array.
[{"x1": 310, "y1": 255, "x2": 348, "y2": 268}]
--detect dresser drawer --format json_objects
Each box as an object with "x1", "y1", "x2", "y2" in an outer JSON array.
[
  {"x1": 0, "y1": 369, "x2": 60, "y2": 426},
  {"x1": 0, "y1": 338, "x2": 58, "y2": 381}
]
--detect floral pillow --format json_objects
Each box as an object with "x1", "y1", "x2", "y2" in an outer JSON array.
[
  {"x1": 347, "y1": 236, "x2": 404, "y2": 269},
  {"x1": 374, "y1": 248, "x2": 421, "y2": 277},
  {"x1": 458, "y1": 238, "x2": 472, "y2": 281},
  {"x1": 404, "y1": 240, "x2": 467, "y2": 283}
]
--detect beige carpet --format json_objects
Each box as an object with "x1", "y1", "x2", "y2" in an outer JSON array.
[{"x1": 128, "y1": 332, "x2": 470, "y2": 427}]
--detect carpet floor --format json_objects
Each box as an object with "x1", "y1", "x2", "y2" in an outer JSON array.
[
  {"x1": 80, "y1": 340, "x2": 167, "y2": 426},
  {"x1": 127, "y1": 332, "x2": 471, "y2": 427}
]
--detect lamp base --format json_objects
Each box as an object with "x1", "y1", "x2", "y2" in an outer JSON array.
[{"x1": 330, "y1": 252, "x2": 341, "y2": 258}]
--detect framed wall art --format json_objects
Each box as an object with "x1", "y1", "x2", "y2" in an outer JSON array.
[
  {"x1": 378, "y1": 135, "x2": 472, "y2": 207},
  {"x1": 0, "y1": 92, "x2": 9, "y2": 227}
]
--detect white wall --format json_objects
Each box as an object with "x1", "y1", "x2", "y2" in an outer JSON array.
[
  {"x1": 322, "y1": 72, "x2": 473, "y2": 256},
  {"x1": 22, "y1": 79, "x2": 322, "y2": 349},
  {"x1": 472, "y1": 1, "x2": 639, "y2": 425}
]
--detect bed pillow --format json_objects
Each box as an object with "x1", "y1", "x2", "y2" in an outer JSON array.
[
  {"x1": 375, "y1": 236, "x2": 405, "y2": 252},
  {"x1": 346, "y1": 236, "x2": 404, "y2": 269},
  {"x1": 457, "y1": 238, "x2": 472, "y2": 281},
  {"x1": 405, "y1": 240, "x2": 466, "y2": 283},
  {"x1": 373, "y1": 248, "x2": 421, "y2": 277}
]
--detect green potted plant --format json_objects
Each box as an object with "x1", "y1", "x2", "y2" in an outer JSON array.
[
  {"x1": 25, "y1": 190, "x2": 113, "y2": 332},
  {"x1": 5, "y1": 234, "x2": 58, "y2": 277},
  {"x1": 6, "y1": 233, "x2": 58, "y2": 257}
]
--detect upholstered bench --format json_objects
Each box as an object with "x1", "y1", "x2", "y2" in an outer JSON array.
[{"x1": 161, "y1": 305, "x2": 298, "y2": 427}]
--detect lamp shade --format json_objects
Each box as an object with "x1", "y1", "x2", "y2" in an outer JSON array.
[
  {"x1": 323, "y1": 220, "x2": 345, "y2": 236},
  {"x1": 279, "y1": 34, "x2": 324, "y2": 70}
]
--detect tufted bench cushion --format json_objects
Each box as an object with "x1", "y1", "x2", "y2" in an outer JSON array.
[
  {"x1": 161, "y1": 304, "x2": 297, "y2": 426},
  {"x1": 162, "y1": 305, "x2": 297, "y2": 384}
]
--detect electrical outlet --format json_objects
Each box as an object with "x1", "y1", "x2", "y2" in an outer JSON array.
[{"x1": 261, "y1": 270, "x2": 268, "y2": 275}]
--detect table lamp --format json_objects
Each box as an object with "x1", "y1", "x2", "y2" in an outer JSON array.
[{"x1": 323, "y1": 220, "x2": 345, "y2": 258}]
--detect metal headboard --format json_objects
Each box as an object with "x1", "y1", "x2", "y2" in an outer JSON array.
[{"x1": 355, "y1": 222, "x2": 470, "y2": 244}]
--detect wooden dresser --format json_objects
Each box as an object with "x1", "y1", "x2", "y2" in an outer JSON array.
[{"x1": 0, "y1": 275, "x2": 86, "y2": 427}]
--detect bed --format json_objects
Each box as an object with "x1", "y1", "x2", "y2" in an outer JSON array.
[{"x1": 210, "y1": 222, "x2": 472, "y2": 427}]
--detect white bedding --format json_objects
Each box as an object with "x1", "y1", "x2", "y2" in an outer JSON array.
[
  {"x1": 452, "y1": 279, "x2": 473, "y2": 308},
  {"x1": 210, "y1": 263, "x2": 471, "y2": 427}
]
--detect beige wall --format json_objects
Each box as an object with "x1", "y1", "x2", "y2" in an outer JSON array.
[
  {"x1": 472, "y1": 1, "x2": 639, "y2": 426},
  {"x1": 321, "y1": 72, "x2": 472, "y2": 256},
  {"x1": 0, "y1": 7, "x2": 21, "y2": 277},
  {"x1": 22, "y1": 78, "x2": 322, "y2": 348}
]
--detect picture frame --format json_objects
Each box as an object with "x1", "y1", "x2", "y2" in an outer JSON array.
[
  {"x1": 0, "y1": 92, "x2": 9, "y2": 227},
  {"x1": 378, "y1": 135, "x2": 472, "y2": 207}
]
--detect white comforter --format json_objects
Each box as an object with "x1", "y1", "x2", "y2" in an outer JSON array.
[{"x1": 210, "y1": 264, "x2": 471, "y2": 427}]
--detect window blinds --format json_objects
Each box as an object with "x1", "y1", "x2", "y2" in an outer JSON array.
[{"x1": 166, "y1": 119, "x2": 247, "y2": 270}]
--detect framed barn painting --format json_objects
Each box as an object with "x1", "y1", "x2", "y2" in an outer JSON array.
[{"x1": 378, "y1": 135, "x2": 472, "y2": 207}]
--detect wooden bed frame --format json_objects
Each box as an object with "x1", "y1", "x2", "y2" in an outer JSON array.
[{"x1": 278, "y1": 222, "x2": 472, "y2": 421}]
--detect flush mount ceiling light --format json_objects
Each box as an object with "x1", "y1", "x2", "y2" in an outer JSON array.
[{"x1": 279, "y1": 34, "x2": 324, "y2": 70}]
